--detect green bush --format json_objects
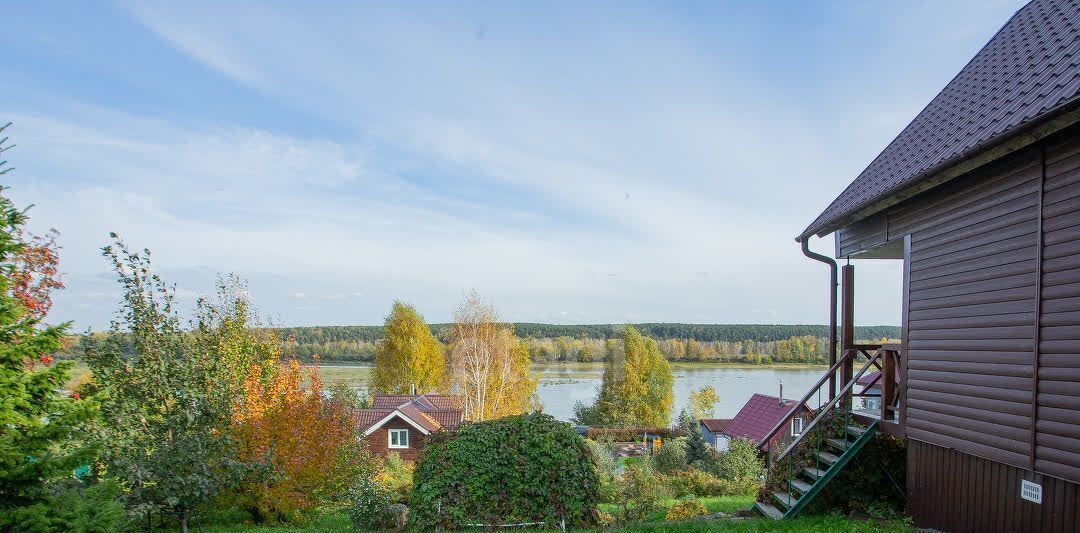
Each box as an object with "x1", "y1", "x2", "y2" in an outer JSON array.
[
  {"x1": 586, "y1": 440, "x2": 618, "y2": 479},
  {"x1": 653, "y1": 437, "x2": 687, "y2": 474},
  {"x1": 0, "y1": 480, "x2": 125, "y2": 533},
  {"x1": 347, "y1": 477, "x2": 392, "y2": 531},
  {"x1": 377, "y1": 452, "x2": 414, "y2": 504},
  {"x1": 660, "y1": 469, "x2": 725, "y2": 498},
  {"x1": 713, "y1": 438, "x2": 764, "y2": 485},
  {"x1": 615, "y1": 466, "x2": 663, "y2": 522},
  {"x1": 586, "y1": 440, "x2": 620, "y2": 504},
  {"x1": 410, "y1": 412, "x2": 600, "y2": 530}
]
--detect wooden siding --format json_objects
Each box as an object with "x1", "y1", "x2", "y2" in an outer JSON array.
[
  {"x1": 908, "y1": 440, "x2": 1079, "y2": 533},
  {"x1": 836, "y1": 212, "x2": 887, "y2": 257},
  {"x1": 835, "y1": 126, "x2": 1080, "y2": 488},
  {"x1": 364, "y1": 417, "x2": 424, "y2": 462},
  {"x1": 902, "y1": 145, "x2": 1042, "y2": 471},
  {"x1": 1037, "y1": 133, "x2": 1080, "y2": 483}
]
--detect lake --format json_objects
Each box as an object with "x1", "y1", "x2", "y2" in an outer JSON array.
[
  {"x1": 323, "y1": 362, "x2": 826, "y2": 422},
  {"x1": 533, "y1": 362, "x2": 824, "y2": 421}
]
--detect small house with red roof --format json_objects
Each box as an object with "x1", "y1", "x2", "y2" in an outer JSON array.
[
  {"x1": 719, "y1": 393, "x2": 812, "y2": 452},
  {"x1": 699, "y1": 418, "x2": 732, "y2": 449},
  {"x1": 356, "y1": 394, "x2": 464, "y2": 461}
]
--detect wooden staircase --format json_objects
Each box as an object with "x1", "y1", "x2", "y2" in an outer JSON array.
[
  {"x1": 753, "y1": 420, "x2": 878, "y2": 519},
  {"x1": 749, "y1": 341, "x2": 900, "y2": 520}
]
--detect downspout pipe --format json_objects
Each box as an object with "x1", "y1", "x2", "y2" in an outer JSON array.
[{"x1": 800, "y1": 237, "x2": 838, "y2": 401}]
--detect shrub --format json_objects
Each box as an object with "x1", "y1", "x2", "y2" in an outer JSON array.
[
  {"x1": 615, "y1": 466, "x2": 662, "y2": 523},
  {"x1": 586, "y1": 440, "x2": 620, "y2": 504},
  {"x1": 586, "y1": 440, "x2": 618, "y2": 479},
  {"x1": 410, "y1": 412, "x2": 599, "y2": 530},
  {"x1": 232, "y1": 359, "x2": 373, "y2": 521},
  {"x1": 713, "y1": 437, "x2": 764, "y2": 488},
  {"x1": 347, "y1": 477, "x2": 392, "y2": 531},
  {"x1": 661, "y1": 469, "x2": 726, "y2": 498},
  {"x1": 665, "y1": 497, "x2": 708, "y2": 521},
  {"x1": 0, "y1": 480, "x2": 125, "y2": 533},
  {"x1": 377, "y1": 452, "x2": 414, "y2": 503},
  {"x1": 653, "y1": 437, "x2": 687, "y2": 474},
  {"x1": 584, "y1": 427, "x2": 686, "y2": 441}
]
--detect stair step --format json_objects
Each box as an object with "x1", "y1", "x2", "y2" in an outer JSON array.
[
  {"x1": 803, "y1": 467, "x2": 826, "y2": 481},
  {"x1": 846, "y1": 425, "x2": 867, "y2": 437},
  {"x1": 772, "y1": 491, "x2": 797, "y2": 509},
  {"x1": 826, "y1": 438, "x2": 852, "y2": 451},
  {"x1": 791, "y1": 479, "x2": 813, "y2": 495},
  {"x1": 754, "y1": 502, "x2": 783, "y2": 520},
  {"x1": 816, "y1": 451, "x2": 840, "y2": 465}
]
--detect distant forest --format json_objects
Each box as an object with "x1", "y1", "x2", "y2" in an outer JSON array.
[{"x1": 276, "y1": 323, "x2": 900, "y2": 365}]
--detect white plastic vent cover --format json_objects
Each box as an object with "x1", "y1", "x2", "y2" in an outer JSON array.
[{"x1": 1020, "y1": 480, "x2": 1042, "y2": 504}]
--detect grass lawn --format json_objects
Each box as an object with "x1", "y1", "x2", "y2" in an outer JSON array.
[
  {"x1": 182, "y1": 495, "x2": 909, "y2": 532},
  {"x1": 599, "y1": 495, "x2": 755, "y2": 523},
  {"x1": 181, "y1": 509, "x2": 911, "y2": 532}
]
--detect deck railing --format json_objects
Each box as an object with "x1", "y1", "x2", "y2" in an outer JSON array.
[{"x1": 761, "y1": 344, "x2": 902, "y2": 466}]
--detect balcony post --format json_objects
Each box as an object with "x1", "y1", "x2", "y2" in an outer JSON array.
[
  {"x1": 840, "y1": 265, "x2": 855, "y2": 408},
  {"x1": 882, "y1": 349, "x2": 897, "y2": 420}
]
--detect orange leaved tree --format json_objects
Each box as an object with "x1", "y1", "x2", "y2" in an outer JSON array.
[{"x1": 231, "y1": 358, "x2": 371, "y2": 522}]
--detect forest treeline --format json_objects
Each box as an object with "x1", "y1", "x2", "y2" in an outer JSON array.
[{"x1": 275, "y1": 323, "x2": 900, "y2": 364}]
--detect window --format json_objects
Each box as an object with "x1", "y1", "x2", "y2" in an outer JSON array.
[
  {"x1": 716, "y1": 435, "x2": 729, "y2": 452},
  {"x1": 389, "y1": 429, "x2": 409, "y2": 449},
  {"x1": 791, "y1": 417, "x2": 805, "y2": 436}
]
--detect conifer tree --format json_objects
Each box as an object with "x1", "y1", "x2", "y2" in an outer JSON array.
[{"x1": 0, "y1": 181, "x2": 97, "y2": 522}]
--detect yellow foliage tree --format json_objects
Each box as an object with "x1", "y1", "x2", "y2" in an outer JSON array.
[
  {"x1": 447, "y1": 291, "x2": 538, "y2": 420},
  {"x1": 372, "y1": 301, "x2": 445, "y2": 394},
  {"x1": 586, "y1": 326, "x2": 673, "y2": 427}
]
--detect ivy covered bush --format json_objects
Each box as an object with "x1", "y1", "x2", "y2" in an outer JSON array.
[{"x1": 409, "y1": 412, "x2": 600, "y2": 530}]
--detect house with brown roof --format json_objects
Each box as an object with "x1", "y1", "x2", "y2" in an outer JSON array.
[
  {"x1": 698, "y1": 418, "x2": 731, "y2": 449},
  {"x1": 753, "y1": 1, "x2": 1080, "y2": 528},
  {"x1": 356, "y1": 394, "x2": 464, "y2": 461},
  {"x1": 718, "y1": 394, "x2": 811, "y2": 452}
]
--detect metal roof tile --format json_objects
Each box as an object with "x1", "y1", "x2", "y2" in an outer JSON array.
[{"x1": 802, "y1": 0, "x2": 1080, "y2": 240}]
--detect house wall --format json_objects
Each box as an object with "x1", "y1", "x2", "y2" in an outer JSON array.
[
  {"x1": 908, "y1": 440, "x2": 1079, "y2": 533},
  {"x1": 836, "y1": 124, "x2": 1080, "y2": 531},
  {"x1": 701, "y1": 427, "x2": 716, "y2": 446},
  {"x1": 365, "y1": 417, "x2": 425, "y2": 462}
]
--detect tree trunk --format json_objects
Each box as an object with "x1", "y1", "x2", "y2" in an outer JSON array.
[{"x1": 179, "y1": 509, "x2": 189, "y2": 533}]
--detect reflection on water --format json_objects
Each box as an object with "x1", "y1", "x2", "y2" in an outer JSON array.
[
  {"x1": 535, "y1": 363, "x2": 824, "y2": 422},
  {"x1": 341, "y1": 362, "x2": 825, "y2": 423}
]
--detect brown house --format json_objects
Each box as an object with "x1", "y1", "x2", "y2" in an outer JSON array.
[
  {"x1": 754, "y1": 1, "x2": 1080, "y2": 531},
  {"x1": 356, "y1": 394, "x2": 463, "y2": 461}
]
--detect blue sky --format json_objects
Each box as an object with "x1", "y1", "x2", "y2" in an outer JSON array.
[{"x1": 3, "y1": 0, "x2": 1026, "y2": 330}]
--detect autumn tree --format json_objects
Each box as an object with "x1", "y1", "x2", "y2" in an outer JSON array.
[
  {"x1": 83, "y1": 238, "x2": 271, "y2": 533},
  {"x1": 687, "y1": 385, "x2": 719, "y2": 421},
  {"x1": 0, "y1": 180, "x2": 98, "y2": 526},
  {"x1": 231, "y1": 358, "x2": 372, "y2": 522},
  {"x1": 371, "y1": 301, "x2": 445, "y2": 394},
  {"x1": 574, "y1": 326, "x2": 673, "y2": 427},
  {"x1": 447, "y1": 291, "x2": 538, "y2": 421}
]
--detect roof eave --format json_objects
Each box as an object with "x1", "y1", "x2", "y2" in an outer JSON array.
[{"x1": 797, "y1": 100, "x2": 1080, "y2": 243}]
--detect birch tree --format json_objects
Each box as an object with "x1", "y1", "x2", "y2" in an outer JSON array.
[{"x1": 448, "y1": 291, "x2": 538, "y2": 420}]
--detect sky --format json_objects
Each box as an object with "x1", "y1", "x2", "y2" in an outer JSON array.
[{"x1": 3, "y1": 0, "x2": 1028, "y2": 331}]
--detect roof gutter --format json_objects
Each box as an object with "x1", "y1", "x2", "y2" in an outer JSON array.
[{"x1": 800, "y1": 237, "x2": 837, "y2": 400}]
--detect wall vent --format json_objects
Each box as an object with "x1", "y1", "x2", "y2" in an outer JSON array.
[{"x1": 1020, "y1": 480, "x2": 1042, "y2": 504}]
